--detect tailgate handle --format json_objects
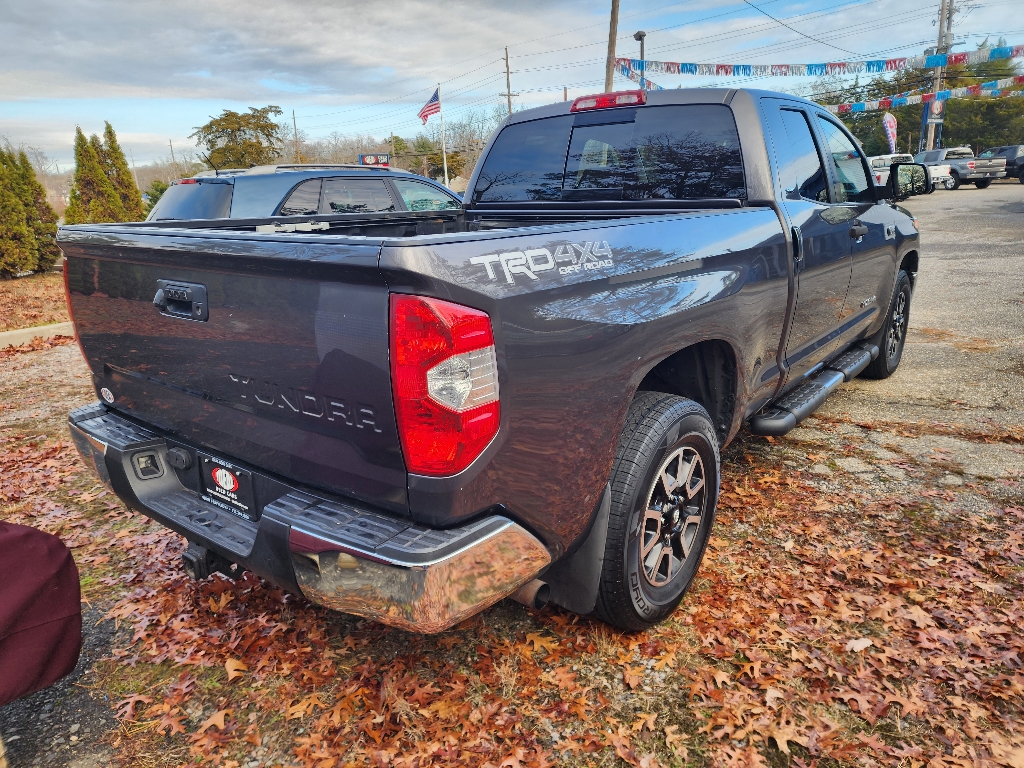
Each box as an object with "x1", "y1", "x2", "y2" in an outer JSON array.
[{"x1": 154, "y1": 280, "x2": 209, "y2": 322}]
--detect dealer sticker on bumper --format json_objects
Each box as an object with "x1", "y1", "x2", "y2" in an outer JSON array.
[{"x1": 199, "y1": 454, "x2": 256, "y2": 521}]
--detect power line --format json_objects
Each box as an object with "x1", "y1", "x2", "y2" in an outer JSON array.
[{"x1": 737, "y1": 0, "x2": 863, "y2": 56}]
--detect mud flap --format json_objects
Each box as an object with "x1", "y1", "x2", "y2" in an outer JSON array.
[{"x1": 545, "y1": 484, "x2": 610, "y2": 615}]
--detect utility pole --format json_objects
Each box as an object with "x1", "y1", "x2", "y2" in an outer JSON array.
[
  {"x1": 926, "y1": 0, "x2": 956, "y2": 150},
  {"x1": 128, "y1": 147, "x2": 140, "y2": 189},
  {"x1": 292, "y1": 110, "x2": 300, "y2": 163},
  {"x1": 604, "y1": 0, "x2": 621, "y2": 92},
  {"x1": 504, "y1": 47, "x2": 513, "y2": 116},
  {"x1": 633, "y1": 31, "x2": 647, "y2": 90},
  {"x1": 168, "y1": 140, "x2": 177, "y2": 177},
  {"x1": 564, "y1": 86, "x2": 568, "y2": 102}
]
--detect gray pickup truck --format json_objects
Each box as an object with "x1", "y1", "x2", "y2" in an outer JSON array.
[
  {"x1": 60, "y1": 88, "x2": 930, "y2": 633},
  {"x1": 915, "y1": 146, "x2": 1006, "y2": 189}
]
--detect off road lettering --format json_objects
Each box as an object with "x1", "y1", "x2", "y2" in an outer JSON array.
[{"x1": 471, "y1": 241, "x2": 613, "y2": 284}]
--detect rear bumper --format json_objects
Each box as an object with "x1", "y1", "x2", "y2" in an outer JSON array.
[{"x1": 68, "y1": 403, "x2": 549, "y2": 633}]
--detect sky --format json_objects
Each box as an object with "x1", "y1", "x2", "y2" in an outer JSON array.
[{"x1": 0, "y1": 0, "x2": 1020, "y2": 168}]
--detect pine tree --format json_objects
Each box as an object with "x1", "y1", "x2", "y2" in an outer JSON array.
[
  {"x1": 102, "y1": 122, "x2": 145, "y2": 220},
  {"x1": 65, "y1": 127, "x2": 127, "y2": 224},
  {"x1": 0, "y1": 159, "x2": 38, "y2": 277},
  {"x1": 15, "y1": 151, "x2": 60, "y2": 272}
]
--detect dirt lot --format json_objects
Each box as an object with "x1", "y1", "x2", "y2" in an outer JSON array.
[{"x1": 0, "y1": 183, "x2": 1022, "y2": 767}]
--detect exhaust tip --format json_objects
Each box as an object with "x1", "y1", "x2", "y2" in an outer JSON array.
[{"x1": 511, "y1": 579, "x2": 549, "y2": 610}]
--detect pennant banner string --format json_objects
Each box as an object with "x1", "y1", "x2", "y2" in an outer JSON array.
[{"x1": 614, "y1": 44, "x2": 1023, "y2": 82}]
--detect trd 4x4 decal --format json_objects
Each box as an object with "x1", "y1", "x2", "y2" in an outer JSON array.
[{"x1": 470, "y1": 241, "x2": 614, "y2": 284}]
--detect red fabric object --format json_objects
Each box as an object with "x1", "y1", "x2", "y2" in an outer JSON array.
[{"x1": 0, "y1": 521, "x2": 82, "y2": 706}]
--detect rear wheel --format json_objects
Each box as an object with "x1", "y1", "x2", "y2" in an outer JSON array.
[
  {"x1": 862, "y1": 270, "x2": 912, "y2": 380},
  {"x1": 595, "y1": 393, "x2": 720, "y2": 631},
  {"x1": 1018, "y1": 171, "x2": 1024, "y2": 184},
  {"x1": 943, "y1": 178, "x2": 957, "y2": 190},
  {"x1": 948, "y1": 171, "x2": 962, "y2": 190},
  {"x1": 975, "y1": 179, "x2": 992, "y2": 189}
]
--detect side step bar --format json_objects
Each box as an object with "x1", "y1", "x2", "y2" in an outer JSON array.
[{"x1": 749, "y1": 343, "x2": 879, "y2": 436}]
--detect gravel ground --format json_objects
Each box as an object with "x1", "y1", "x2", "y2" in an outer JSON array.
[{"x1": 1, "y1": 182, "x2": 1022, "y2": 765}]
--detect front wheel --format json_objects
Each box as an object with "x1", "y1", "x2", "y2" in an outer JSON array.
[
  {"x1": 1018, "y1": 171, "x2": 1024, "y2": 184},
  {"x1": 975, "y1": 179, "x2": 992, "y2": 189},
  {"x1": 948, "y1": 172, "x2": 962, "y2": 190},
  {"x1": 595, "y1": 393, "x2": 720, "y2": 631},
  {"x1": 862, "y1": 270, "x2": 912, "y2": 380}
]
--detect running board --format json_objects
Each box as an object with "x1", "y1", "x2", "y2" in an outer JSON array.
[{"x1": 749, "y1": 344, "x2": 879, "y2": 436}]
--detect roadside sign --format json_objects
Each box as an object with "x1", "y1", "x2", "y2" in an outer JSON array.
[
  {"x1": 926, "y1": 100, "x2": 945, "y2": 125},
  {"x1": 359, "y1": 154, "x2": 390, "y2": 167}
]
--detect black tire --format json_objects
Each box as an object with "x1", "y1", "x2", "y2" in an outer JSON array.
[
  {"x1": 1017, "y1": 171, "x2": 1024, "y2": 184},
  {"x1": 595, "y1": 392, "x2": 720, "y2": 631},
  {"x1": 975, "y1": 179, "x2": 992, "y2": 189},
  {"x1": 862, "y1": 269, "x2": 912, "y2": 380},
  {"x1": 949, "y1": 171, "x2": 962, "y2": 190}
]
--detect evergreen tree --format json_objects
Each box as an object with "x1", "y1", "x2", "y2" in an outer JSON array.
[
  {"x1": 0, "y1": 159, "x2": 38, "y2": 277},
  {"x1": 15, "y1": 151, "x2": 60, "y2": 271},
  {"x1": 102, "y1": 122, "x2": 145, "y2": 219},
  {"x1": 65, "y1": 127, "x2": 127, "y2": 224}
]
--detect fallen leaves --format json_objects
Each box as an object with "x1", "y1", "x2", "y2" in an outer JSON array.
[
  {"x1": 224, "y1": 657, "x2": 247, "y2": 682},
  {"x1": 845, "y1": 637, "x2": 874, "y2": 653},
  {"x1": 5, "y1": 374, "x2": 1024, "y2": 767}
]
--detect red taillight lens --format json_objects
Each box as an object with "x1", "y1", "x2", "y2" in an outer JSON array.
[
  {"x1": 390, "y1": 295, "x2": 499, "y2": 476},
  {"x1": 967, "y1": 161, "x2": 975, "y2": 170},
  {"x1": 174, "y1": 178, "x2": 198, "y2": 185},
  {"x1": 570, "y1": 89, "x2": 646, "y2": 112}
]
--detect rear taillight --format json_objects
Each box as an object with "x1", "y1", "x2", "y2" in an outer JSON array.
[
  {"x1": 390, "y1": 295, "x2": 499, "y2": 476},
  {"x1": 967, "y1": 161, "x2": 975, "y2": 170},
  {"x1": 174, "y1": 178, "x2": 198, "y2": 185},
  {"x1": 570, "y1": 89, "x2": 646, "y2": 112},
  {"x1": 62, "y1": 259, "x2": 86, "y2": 360}
]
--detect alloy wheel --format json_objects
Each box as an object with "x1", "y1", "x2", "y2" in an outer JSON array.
[
  {"x1": 887, "y1": 290, "x2": 907, "y2": 361},
  {"x1": 639, "y1": 446, "x2": 706, "y2": 587}
]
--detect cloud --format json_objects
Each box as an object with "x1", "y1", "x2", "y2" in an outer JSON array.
[{"x1": 0, "y1": 0, "x2": 601, "y2": 102}]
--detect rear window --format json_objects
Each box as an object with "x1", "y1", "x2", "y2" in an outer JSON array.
[
  {"x1": 278, "y1": 179, "x2": 322, "y2": 216},
  {"x1": 473, "y1": 104, "x2": 745, "y2": 204},
  {"x1": 945, "y1": 148, "x2": 974, "y2": 159},
  {"x1": 147, "y1": 181, "x2": 233, "y2": 220}
]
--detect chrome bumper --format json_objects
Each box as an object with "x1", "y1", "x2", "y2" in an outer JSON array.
[
  {"x1": 291, "y1": 518, "x2": 550, "y2": 633},
  {"x1": 68, "y1": 403, "x2": 550, "y2": 633}
]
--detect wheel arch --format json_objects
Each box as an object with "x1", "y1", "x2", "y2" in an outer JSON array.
[{"x1": 635, "y1": 339, "x2": 739, "y2": 446}]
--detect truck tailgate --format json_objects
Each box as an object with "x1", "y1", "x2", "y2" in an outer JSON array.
[{"x1": 60, "y1": 228, "x2": 408, "y2": 513}]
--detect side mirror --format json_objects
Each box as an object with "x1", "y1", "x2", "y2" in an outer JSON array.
[{"x1": 887, "y1": 162, "x2": 932, "y2": 200}]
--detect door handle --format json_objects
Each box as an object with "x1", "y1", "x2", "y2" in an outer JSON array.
[
  {"x1": 791, "y1": 225, "x2": 804, "y2": 274},
  {"x1": 154, "y1": 280, "x2": 209, "y2": 321},
  {"x1": 849, "y1": 224, "x2": 869, "y2": 239}
]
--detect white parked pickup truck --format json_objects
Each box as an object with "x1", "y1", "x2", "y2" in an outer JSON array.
[{"x1": 870, "y1": 154, "x2": 951, "y2": 190}]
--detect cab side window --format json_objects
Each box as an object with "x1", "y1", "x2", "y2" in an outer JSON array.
[
  {"x1": 392, "y1": 179, "x2": 461, "y2": 211},
  {"x1": 278, "y1": 179, "x2": 322, "y2": 216},
  {"x1": 815, "y1": 117, "x2": 873, "y2": 203},
  {"x1": 773, "y1": 108, "x2": 829, "y2": 203}
]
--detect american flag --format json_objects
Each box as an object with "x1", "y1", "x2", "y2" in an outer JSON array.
[{"x1": 418, "y1": 89, "x2": 441, "y2": 124}]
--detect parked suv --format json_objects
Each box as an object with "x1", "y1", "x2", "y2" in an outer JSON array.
[
  {"x1": 979, "y1": 145, "x2": 1024, "y2": 182},
  {"x1": 914, "y1": 147, "x2": 1006, "y2": 189},
  {"x1": 146, "y1": 164, "x2": 462, "y2": 222}
]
